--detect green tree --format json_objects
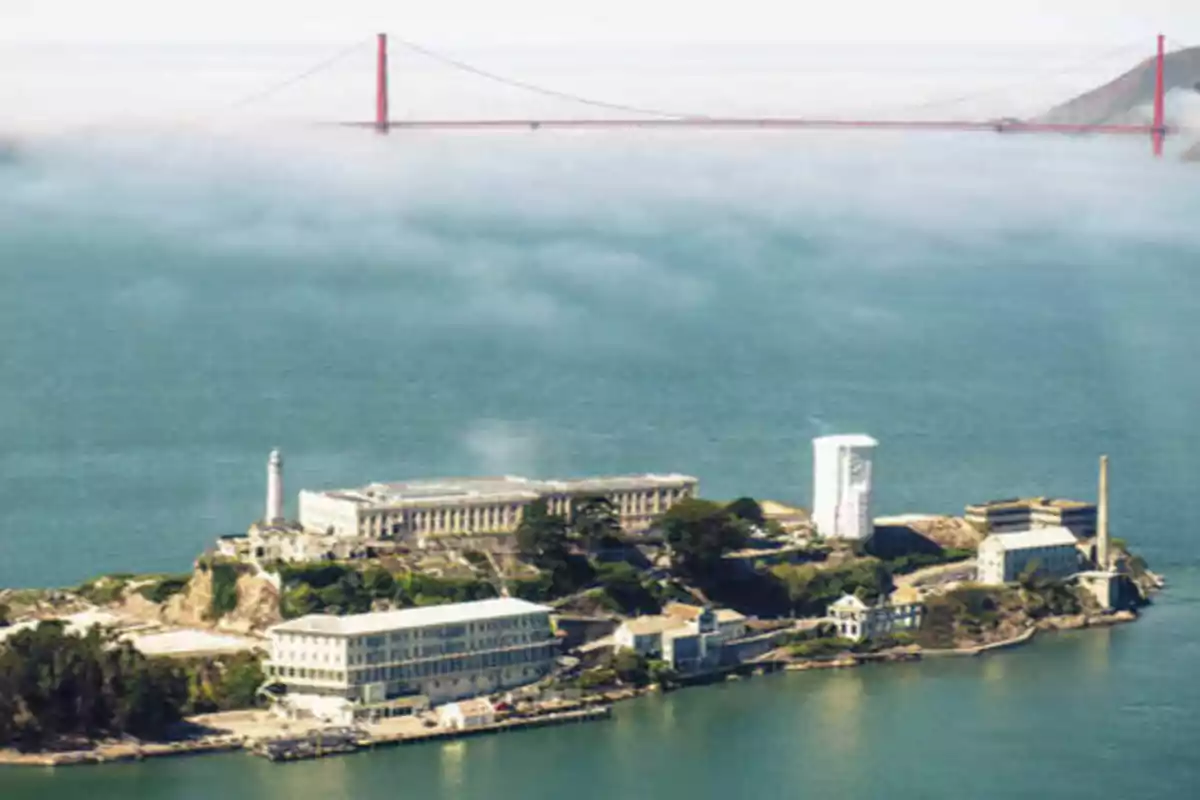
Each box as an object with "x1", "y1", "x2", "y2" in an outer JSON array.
[
  {"x1": 363, "y1": 565, "x2": 396, "y2": 599},
  {"x1": 207, "y1": 563, "x2": 242, "y2": 620},
  {"x1": 213, "y1": 653, "x2": 265, "y2": 710},
  {"x1": 516, "y1": 500, "x2": 594, "y2": 596},
  {"x1": 660, "y1": 499, "x2": 749, "y2": 581},
  {"x1": 647, "y1": 659, "x2": 678, "y2": 687},
  {"x1": 772, "y1": 559, "x2": 892, "y2": 617},
  {"x1": 595, "y1": 562, "x2": 661, "y2": 615},
  {"x1": 0, "y1": 622, "x2": 189, "y2": 750},
  {"x1": 136, "y1": 574, "x2": 190, "y2": 604},
  {"x1": 726, "y1": 497, "x2": 766, "y2": 527},
  {"x1": 516, "y1": 500, "x2": 570, "y2": 564},
  {"x1": 570, "y1": 495, "x2": 623, "y2": 550},
  {"x1": 0, "y1": 602, "x2": 10, "y2": 627},
  {"x1": 281, "y1": 583, "x2": 321, "y2": 619},
  {"x1": 608, "y1": 648, "x2": 651, "y2": 686}
]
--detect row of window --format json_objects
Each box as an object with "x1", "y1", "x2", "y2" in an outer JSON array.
[
  {"x1": 363, "y1": 503, "x2": 525, "y2": 536},
  {"x1": 275, "y1": 615, "x2": 549, "y2": 654},
  {"x1": 345, "y1": 634, "x2": 539, "y2": 665},
  {"x1": 347, "y1": 644, "x2": 557, "y2": 685},
  {"x1": 357, "y1": 487, "x2": 695, "y2": 537}
]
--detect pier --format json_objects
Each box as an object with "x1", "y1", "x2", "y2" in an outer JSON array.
[{"x1": 251, "y1": 705, "x2": 613, "y2": 763}]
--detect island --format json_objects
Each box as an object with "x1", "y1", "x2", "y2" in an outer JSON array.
[{"x1": 0, "y1": 438, "x2": 1162, "y2": 766}]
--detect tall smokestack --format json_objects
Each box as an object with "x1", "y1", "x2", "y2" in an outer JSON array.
[{"x1": 1097, "y1": 454, "x2": 1110, "y2": 569}]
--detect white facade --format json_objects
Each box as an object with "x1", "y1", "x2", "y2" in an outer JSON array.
[
  {"x1": 812, "y1": 434, "x2": 878, "y2": 542},
  {"x1": 827, "y1": 594, "x2": 923, "y2": 642},
  {"x1": 266, "y1": 448, "x2": 285, "y2": 525},
  {"x1": 265, "y1": 598, "x2": 557, "y2": 716},
  {"x1": 298, "y1": 473, "x2": 699, "y2": 542},
  {"x1": 437, "y1": 698, "x2": 496, "y2": 730},
  {"x1": 612, "y1": 605, "x2": 745, "y2": 673},
  {"x1": 977, "y1": 526, "x2": 1080, "y2": 585}
]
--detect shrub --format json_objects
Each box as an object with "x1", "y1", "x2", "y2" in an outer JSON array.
[
  {"x1": 136, "y1": 574, "x2": 191, "y2": 604},
  {"x1": 75, "y1": 575, "x2": 131, "y2": 606},
  {"x1": 787, "y1": 636, "x2": 856, "y2": 659},
  {"x1": 208, "y1": 563, "x2": 242, "y2": 620},
  {"x1": 595, "y1": 562, "x2": 661, "y2": 616},
  {"x1": 578, "y1": 668, "x2": 618, "y2": 690}
]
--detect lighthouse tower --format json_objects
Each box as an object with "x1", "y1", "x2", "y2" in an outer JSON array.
[{"x1": 266, "y1": 448, "x2": 285, "y2": 525}]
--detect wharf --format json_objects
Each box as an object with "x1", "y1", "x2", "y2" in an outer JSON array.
[{"x1": 253, "y1": 705, "x2": 613, "y2": 763}]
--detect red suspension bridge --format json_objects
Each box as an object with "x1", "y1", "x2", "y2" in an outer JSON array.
[{"x1": 269, "y1": 33, "x2": 1179, "y2": 156}]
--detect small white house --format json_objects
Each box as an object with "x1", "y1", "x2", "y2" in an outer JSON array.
[
  {"x1": 977, "y1": 526, "x2": 1080, "y2": 585},
  {"x1": 437, "y1": 698, "x2": 496, "y2": 730},
  {"x1": 827, "y1": 594, "x2": 923, "y2": 642}
]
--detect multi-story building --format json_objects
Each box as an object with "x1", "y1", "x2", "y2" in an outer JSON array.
[
  {"x1": 812, "y1": 434, "x2": 878, "y2": 542},
  {"x1": 298, "y1": 474, "x2": 699, "y2": 544},
  {"x1": 612, "y1": 604, "x2": 748, "y2": 673},
  {"x1": 965, "y1": 497, "x2": 1096, "y2": 538},
  {"x1": 827, "y1": 594, "x2": 923, "y2": 642},
  {"x1": 976, "y1": 526, "x2": 1080, "y2": 585},
  {"x1": 265, "y1": 597, "x2": 558, "y2": 721}
]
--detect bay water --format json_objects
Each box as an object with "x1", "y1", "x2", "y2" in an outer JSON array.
[{"x1": 1, "y1": 129, "x2": 1198, "y2": 797}]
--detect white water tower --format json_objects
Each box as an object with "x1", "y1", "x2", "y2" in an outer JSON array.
[{"x1": 812, "y1": 434, "x2": 878, "y2": 542}]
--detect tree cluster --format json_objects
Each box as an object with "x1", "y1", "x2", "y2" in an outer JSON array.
[
  {"x1": 658, "y1": 499, "x2": 750, "y2": 582},
  {"x1": 0, "y1": 623, "x2": 188, "y2": 751},
  {"x1": 180, "y1": 652, "x2": 266, "y2": 714},
  {"x1": 278, "y1": 562, "x2": 504, "y2": 619},
  {"x1": 573, "y1": 648, "x2": 675, "y2": 691},
  {"x1": 515, "y1": 499, "x2": 599, "y2": 597},
  {"x1": 771, "y1": 559, "x2": 893, "y2": 617},
  {"x1": 515, "y1": 497, "x2": 666, "y2": 611}
]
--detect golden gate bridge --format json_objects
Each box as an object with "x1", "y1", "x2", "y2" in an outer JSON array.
[{"x1": 249, "y1": 33, "x2": 1180, "y2": 156}]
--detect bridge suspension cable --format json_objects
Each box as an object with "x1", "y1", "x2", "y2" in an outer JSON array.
[
  {"x1": 859, "y1": 42, "x2": 1153, "y2": 118},
  {"x1": 386, "y1": 35, "x2": 702, "y2": 119},
  {"x1": 222, "y1": 37, "x2": 374, "y2": 112}
]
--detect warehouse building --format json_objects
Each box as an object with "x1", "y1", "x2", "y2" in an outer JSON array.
[{"x1": 976, "y1": 526, "x2": 1081, "y2": 585}]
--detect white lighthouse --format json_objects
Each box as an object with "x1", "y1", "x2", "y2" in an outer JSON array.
[{"x1": 266, "y1": 448, "x2": 285, "y2": 525}]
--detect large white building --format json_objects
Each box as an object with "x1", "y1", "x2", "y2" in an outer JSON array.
[
  {"x1": 299, "y1": 473, "x2": 699, "y2": 543},
  {"x1": 264, "y1": 597, "x2": 558, "y2": 720},
  {"x1": 812, "y1": 434, "x2": 878, "y2": 542},
  {"x1": 976, "y1": 526, "x2": 1080, "y2": 585}
]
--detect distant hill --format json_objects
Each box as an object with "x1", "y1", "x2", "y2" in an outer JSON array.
[{"x1": 1040, "y1": 46, "x2": 1200, "y2": 126}]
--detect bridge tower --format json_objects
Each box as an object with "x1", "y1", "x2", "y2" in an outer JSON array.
[
  {"x1": 1153, "y1": 33, "x2": 1166, "y2": 157},
  {"x1": 376, "y1": 33, "x2": 390, "y2": 134}
]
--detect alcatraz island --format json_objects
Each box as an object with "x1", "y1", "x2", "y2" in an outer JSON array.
[{"x1": 0, "y1": 435, "x2": 1162, "y2": 766}]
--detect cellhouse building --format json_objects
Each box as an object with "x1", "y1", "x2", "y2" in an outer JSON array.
[
  {"x1": 298, "y1": 473, "x2": 699, "y2": 544},
  {"x1": 812, "y1": 434, "x2": 878, "y2": 542},
  {"x1": 265, "y1": 597, "x2": 557, "y2": 723}
]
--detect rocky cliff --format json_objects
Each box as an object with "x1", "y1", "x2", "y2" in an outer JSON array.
[{"x1": 114, "y1": 565, "x2": 281, "y2": 633}]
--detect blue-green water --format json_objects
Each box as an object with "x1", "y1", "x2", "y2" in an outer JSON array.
[{"x1": 1, "y1": 130, "x2": 1198, "y2": 797}]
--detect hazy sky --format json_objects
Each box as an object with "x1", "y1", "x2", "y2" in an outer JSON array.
[
  {"x1": 4, "y1": 1, "x2": 1199, "y2": 45},
  {"x1": 2, "y1": 2, "x2": 1198, "y2": 126}
]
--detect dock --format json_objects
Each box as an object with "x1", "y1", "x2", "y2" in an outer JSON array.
[{"x1": 251, "y1": 705, "x2": 613, "y2": 763}]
